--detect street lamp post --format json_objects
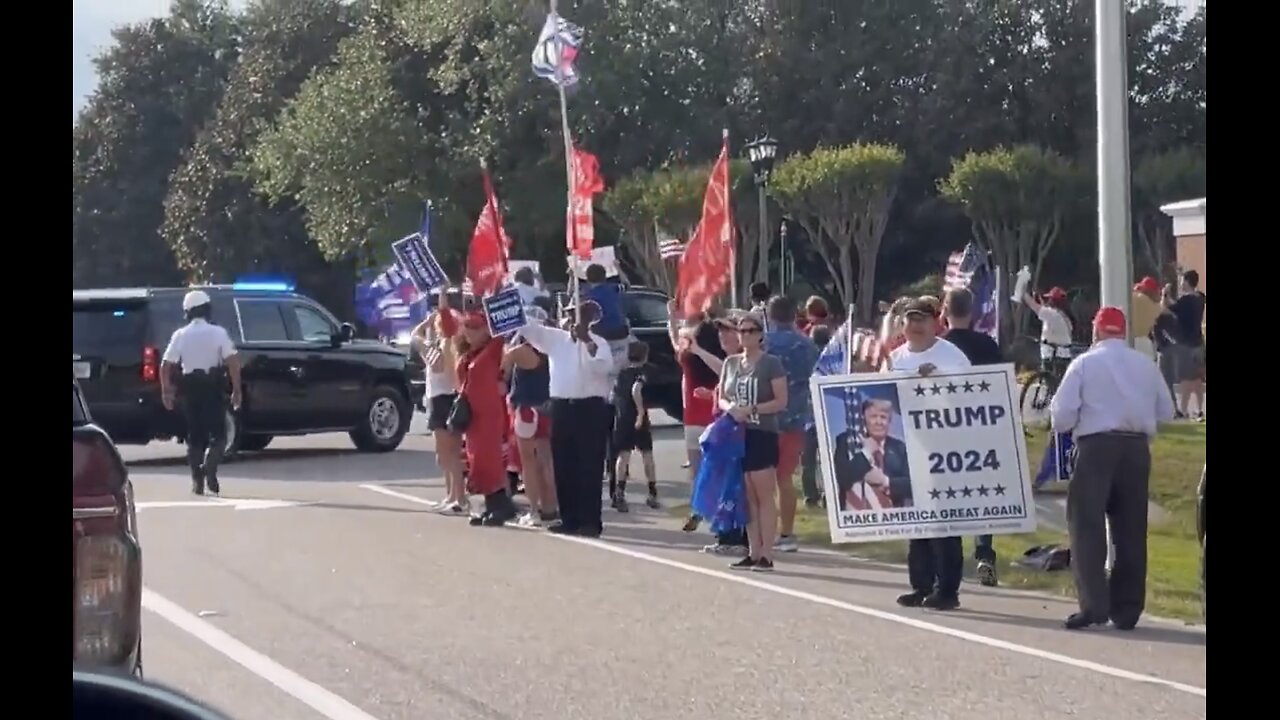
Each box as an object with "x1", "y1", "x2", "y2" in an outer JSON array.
[
  {"x1": 1096, "y1": 0, "x2": 1134, "y2": 337},
  {"x1": 744, "y1": 135, "x2": 779, "y2": 293}
]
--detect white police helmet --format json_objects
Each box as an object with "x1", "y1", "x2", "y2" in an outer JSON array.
[{"x1": 182, "y1": 290, "x2": 212, "y2": 312}]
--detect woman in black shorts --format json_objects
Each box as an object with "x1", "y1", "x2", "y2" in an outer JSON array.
[
  {"x1": 412, "y1": 310, "x2": 467, "y2": 515},
  {"x1": 717, "y1": 312, "x2": 789, "y2": 571}
]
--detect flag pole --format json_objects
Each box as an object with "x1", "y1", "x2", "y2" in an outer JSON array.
[{"x1": 548, "y1": 0, "x2": 581, "y2": 330}]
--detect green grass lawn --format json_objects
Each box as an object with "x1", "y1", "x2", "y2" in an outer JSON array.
[{"x1": 679, "y1": 423, "x2": 1206, "y2": 622}]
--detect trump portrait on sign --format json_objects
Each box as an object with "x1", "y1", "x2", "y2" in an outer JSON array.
[{"x1": 831, "y1": 392, "x2": 914, "y2": 511}]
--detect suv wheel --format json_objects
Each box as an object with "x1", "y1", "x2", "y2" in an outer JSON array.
[{"x1": 350, "y1": 385, "x2": 410, "y2": 452}]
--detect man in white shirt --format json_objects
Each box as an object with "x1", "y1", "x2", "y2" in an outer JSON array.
[
  {"x1": 886, "y1": 297, "x2": 972, "y2": 611},
  {"x1": 1050, "y1": 306, "x2": 1175, "y2": 631},
  {"x1": 518, "y1": 301, "x2": 614, "y2": 537},
  {"x1": 160, "y1": 290, "x2": 243, "y2": 496}
]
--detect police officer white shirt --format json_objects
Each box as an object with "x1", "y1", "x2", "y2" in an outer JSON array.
[{"x1": 163, "y1": 319, "x2": 238, "y2": 373}]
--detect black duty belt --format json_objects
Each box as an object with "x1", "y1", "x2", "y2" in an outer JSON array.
[
  {"x1": 1079, "y1": 430, "x2": 1148, "y2": 441},
  {"x1": 551, "y1": 397, "x2": 605, "y2": 405}
]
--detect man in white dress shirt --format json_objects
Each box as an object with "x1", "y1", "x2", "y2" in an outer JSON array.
[
  {"x1": 1050, "y1": 306, "x2": 1175, "y2": 631},
  {"x1": 160, "y1": 290, "x2": 243, "y2": 496},
  {"x1": 518, "y1": 301, "x2": 614, "y2": 537}
]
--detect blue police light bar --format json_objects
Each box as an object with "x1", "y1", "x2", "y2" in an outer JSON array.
[{"x1": 232, "y1": 276, "x2": 295, "y2": 292}]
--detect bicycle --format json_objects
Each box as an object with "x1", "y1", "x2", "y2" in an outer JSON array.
[{"x1": 1018, "y1": 339, "x2": 1087, "y2": 425}]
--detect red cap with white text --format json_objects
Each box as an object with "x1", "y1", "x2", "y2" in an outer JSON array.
[{"x1": 1093, "y1": 306, "x2": 1126, "y2": 335}]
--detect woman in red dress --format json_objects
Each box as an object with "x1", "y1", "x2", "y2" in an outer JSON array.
[{"x1": 439, "y1": 303, "x2": 517, "y2": 526}]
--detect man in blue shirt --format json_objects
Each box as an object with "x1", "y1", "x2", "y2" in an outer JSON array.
[{"x1": 763, "y1": 296, "x2": 820, "y2": 553}]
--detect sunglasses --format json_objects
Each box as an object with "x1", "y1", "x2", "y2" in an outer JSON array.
[{"x1": 737, "y1": 325, "x2": 763, "y2": 334}]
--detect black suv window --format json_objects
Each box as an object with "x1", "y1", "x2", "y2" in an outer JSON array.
[
  {"x1": 236, "y1": 300, "x2": 290, "y2": 342},
  {"x1": 623, "y1": 293, "x2": 670, "y2": 328},
  {"x1": 73, "y1": 302, "x2": 149, "y2": 361},
  {"x1": 291, "y1": 304, "x2": 335, "y2": 342}
]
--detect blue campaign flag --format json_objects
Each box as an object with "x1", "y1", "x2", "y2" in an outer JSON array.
[
  {"x1": 814, "y1": 318, "x2": 853, "y2": 376},
  {"x1": 1034, "y1": 431, "x2": 1075, "y2": 487},
  {"x1": 482, "y1": 285, "x2": 528, "y2": 336}
]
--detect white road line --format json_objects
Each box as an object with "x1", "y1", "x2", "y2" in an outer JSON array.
[
  {"x1": 142, "y1": 588, "x2": 382, "y2": 720},
  {"x1": 359, "y1": 483, "x2": 1206, "y2": 699}
]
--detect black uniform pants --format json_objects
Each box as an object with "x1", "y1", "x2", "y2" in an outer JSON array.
[
  {"x1": 181, "y1": 371, "x2": 228, "y2": 485},
  {"x1": 550, "y1": 397, "x2": 609, "y2": 534},
  {"x1": 908, "y1": 537, "x2": 964, "y2": 598},
  {"x1": 1068, "y1": 432, "x2": 1151, "y2": 624}
]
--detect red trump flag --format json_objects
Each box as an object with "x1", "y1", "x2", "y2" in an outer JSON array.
[
  {"x1": 466, "y1": 169, "x2": 510, "y2": 297},
  {"x1": 568, "y1": 146, "x2": 605, "y2": 259},
  {"x1": 676, "y1": 136, "x2": 734, "y2": 316}
]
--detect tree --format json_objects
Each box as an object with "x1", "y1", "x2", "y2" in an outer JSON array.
[
  {"x1": 603, "y1": 160, "x2": 756, "y2": 294},
  {"x1": 939, "y1": 145, "x2": 1083, "y2": 337},
  {"x1": 770, "y1": 144, "x2": 905, "y2": 322},
  {"x1": 1132, "y1": 147, "x2": 1206, "y2": 283},
  {"x1": 73, "y1": 0, "x2": 239, "y2": 287},
  {"x1": 162, "y1": 0, "x2": 361, "y2": 313}
]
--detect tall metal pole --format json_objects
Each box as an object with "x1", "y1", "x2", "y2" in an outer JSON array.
[
  {"x1": 779, "y1": 222, "x2": 789, "y2": 294},
  {"x1": 757, "y1": 186, "x2": 768, "y2": 294},
  {"x1": 1096, "y1": 0, "x2": 1134, "y2": 339}
]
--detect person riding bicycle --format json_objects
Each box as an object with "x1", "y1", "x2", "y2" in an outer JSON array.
[{"x1": 1021, "y1": 286, "x2": 1076, "y2": 378}]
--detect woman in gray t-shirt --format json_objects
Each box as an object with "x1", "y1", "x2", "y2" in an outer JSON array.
[{"x1": 718, "y1": 311, "x2": 789, "y2": 571}]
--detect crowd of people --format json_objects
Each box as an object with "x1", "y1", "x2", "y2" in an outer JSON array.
[{"x1": 406, "y1": 264, "x2": 1197, "y2": 628}]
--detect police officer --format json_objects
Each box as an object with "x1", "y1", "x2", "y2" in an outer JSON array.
[{"x1": 160, "y1": 290, "x2": 243, "y2": 496}]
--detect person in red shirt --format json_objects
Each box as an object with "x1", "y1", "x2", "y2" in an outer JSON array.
[
  {"x1": 800, "y1": 296, "x2": 832, "y2": 337},
  {"x1": 438, "y1": 299, "x2": 517, "y2": 526},
  {"x1": 667, "y1": 301, "x2": 725, "y2": 487}
]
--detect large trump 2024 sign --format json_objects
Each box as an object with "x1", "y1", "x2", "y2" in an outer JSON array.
[{"x1": 810, "y1": 365, "x2": 1035, "y2": 544}]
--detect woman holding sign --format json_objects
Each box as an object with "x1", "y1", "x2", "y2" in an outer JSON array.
[
  {"x1": 439, "y1": 296, "x2": 519, "y2": 527},
  {"x1": 718, "y1": 311, "x2": 789, "y2": 572}
]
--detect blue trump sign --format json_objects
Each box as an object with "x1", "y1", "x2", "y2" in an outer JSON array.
[
  {"x1": 391, "y1": 233, "x2": 447, "y2": 293},
  {"x1": 482, "y1": 286, "x2": 528, "y2": 336},
  {"x1": 1053, "y1": 432, "x2": 1075, "y2": 481}
]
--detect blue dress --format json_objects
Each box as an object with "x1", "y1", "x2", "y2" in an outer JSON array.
[{"x1": 689, "y1": 414, "x2": 749, "y2": 534}]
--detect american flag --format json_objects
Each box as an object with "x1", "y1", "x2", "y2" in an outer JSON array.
[
  {"x1": 531, "y1": 12, "x2": 583, "y2": 88},
  {"x1": 658, "y1": 238, "x2": 685, "y2": 260},
  {"x1": 943, "y1": 243, "x2": 1000, "y2": 341}
]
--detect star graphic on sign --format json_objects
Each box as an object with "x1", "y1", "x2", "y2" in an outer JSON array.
[
  {"x1": 929, "y1": 488, "x2": 942, "y2": 500},
  {"x1": 946, "y1": 382, "x2": 959, "y2": 394},
  {"x1": 944, "y1": 487, "x2": 958, "y2": 500},
  {"x1": 914, "y1": 384, "x2": 927, "y2": 397},
  {"x1": 977, "y1": 485, "x2": 990, "y2": 497},
  {"x1": 977, "y1": 380, "x2": 991, "y2": 392},
  {"x1": 930, "y1": 383, "x2": 943, "y2": 395},
  {"x1": 993, "y1": 484, "x2": 1007, "y2": 496},
  {"x1": 962, "y1": 381, "x2": 975, "y2": 393},
  {"x1": 961, "y1": 485, "x2": 974, "y2": 498}
]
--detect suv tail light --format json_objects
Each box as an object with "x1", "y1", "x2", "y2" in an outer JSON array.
[
  {"x1": 141, "y1": 346, "x2": 159, "y2": 383},
  {"x1": 73, "y1": 430, "x2": 141, "y2": 668}
]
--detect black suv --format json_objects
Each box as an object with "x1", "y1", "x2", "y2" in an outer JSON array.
[
  {"x1": 72, "y1": 285, "x2": 420, "y2": 457},
  {"x1": 545, "y1": 284, "x2": 683, "y2": 421}
]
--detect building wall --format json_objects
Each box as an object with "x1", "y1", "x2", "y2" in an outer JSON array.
[{"x1": 1176, "y1": 233, "x2": 1206, "y2": 292}]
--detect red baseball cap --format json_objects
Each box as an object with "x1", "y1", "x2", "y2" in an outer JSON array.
[
  {"x1": 1093, "y1": 306, "x2": 1126, "y2": 335},
  {"x1": 1044, "y1": 287, "x2": 1067, "y2": 301},
  {"x1": 1134, "y1": 276, "x2": 1159, "y2": 294}
]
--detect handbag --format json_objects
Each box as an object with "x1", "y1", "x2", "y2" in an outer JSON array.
[{"x1": 446, "y1": 393, "x2": 472, "y2": 433}]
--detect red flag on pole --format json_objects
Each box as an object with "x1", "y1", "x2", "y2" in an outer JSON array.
[
  {"x1": 568, "y1": 146, "x2": 604, "y2": 259},
  {"x1": 676, "y1": 135, "x2": 734, "y2": 316},
  {"x1": 466, "y1": 169, "x2": 510, "y2": 297}
]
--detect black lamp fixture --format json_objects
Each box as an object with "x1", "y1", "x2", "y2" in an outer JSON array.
[{"x1": 743, "y1": 135, "x2": 780, "y2": 186}]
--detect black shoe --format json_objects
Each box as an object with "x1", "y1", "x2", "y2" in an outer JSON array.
[
  {"x1": 976, "y1": 561, "x2": 998, "y2": 587},
  {"x1": 804, "y1": 498, "x2": 821, "y2": 509},
  {"x1": 896, "y1": 590, "x2": 929, "y2": 607},
  {"x1": 206, "y1": 476, "x2": 221, "y2": 496},
  {"x1": 468, "y1": 512, "x2": 488, "y2": 527},
  {"x1": 1063, "y1": 612, "x2": 1107, "y2": 630},
  {"x1": 1110, "y1": 617, "x2": 1138, "y2": 631},
  {"x1": 547, "y1": 523, "x2": 579, "y2": 535},
  {"x1": 922, "y1": 593, "x2": 960, "y2": 611},
  {"x1": 191, "y1": 483, "x2": 205, "y2": 496},
  {"x1": 575, "y1": 526, "x2": 602, "y2": 539},
  {"x1": 539, "y1": 510, "x2": 561, "y2": 524},
  {"x1": 482, "y1": 513, "x2": 509, "y2": 527},
  {"x1": 645, "y1": 494, "x2": 661, "y2": 509},
  {"x1": 752, "y1": 558, "x2": 775, "y2": 572},
  {"x1": 730, "y1": 557, "x2": 758, "y2": 571},
  {"x1": 612, "y1": 495, "x2": 630, "y2": 513}
]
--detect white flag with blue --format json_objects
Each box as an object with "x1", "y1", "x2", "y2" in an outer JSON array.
[
  {"x1": 814, "y1": 318, "x2": 853, "y2": 376},
  {"x1": 531, "y1": 12, "x2": 583, "y2": 88}
]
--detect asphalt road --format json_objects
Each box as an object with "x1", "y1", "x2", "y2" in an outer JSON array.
[{"x1": 123, "y1": 412, "x2": 1205, "y2": 720}]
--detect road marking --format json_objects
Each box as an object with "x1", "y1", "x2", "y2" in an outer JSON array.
[
  {"x1": 360, "y1": 483, "x2": 1206, "y2": 699},
  {"x1": 142, "y1": 588, "x2": 382, "y2": 720},
  {"x1": 136, "y1": 498, "x2": 314, "y2": 512}
]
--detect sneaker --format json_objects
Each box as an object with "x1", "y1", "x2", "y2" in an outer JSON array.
[
  {"x1": 976, "y1": 561, "x2": 998, "y2": 587},
  {"x1": 516, "y1": 513, "x2": 542, "y2": 528},
  {"x1": 702, "y1": 543, "x2": 748, "y2": 557},
  {"x1": 896, "y1": 590, "x2": 929, "y2": 608},
  {"x1": 612, "y1": 495, "x2": 630, "y2": 513},
  {"x1": 539, "y1": 510, "x2": 561, "y2": 524},
  {"x1": 729, "y1": 557, "x2": 758, "y2": 571},
  {"x1": 774, "y1": 536, "x2": 799, "y2": 553},
  {"x1": 752, "y1": 558, "x2": 775, "y2": 572},
  {"x1": 922, "y1": 593, "x2": 960, "y2": 611},
  {"x1": 645, "y1": 494, "x2": 661, "y2": 510},
  {"x1": 439, "y1": 502, "x2": 469, "y2": 516},
  {"x1": 682, "y1": 515, "x2": 702, "y2": 533}
]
